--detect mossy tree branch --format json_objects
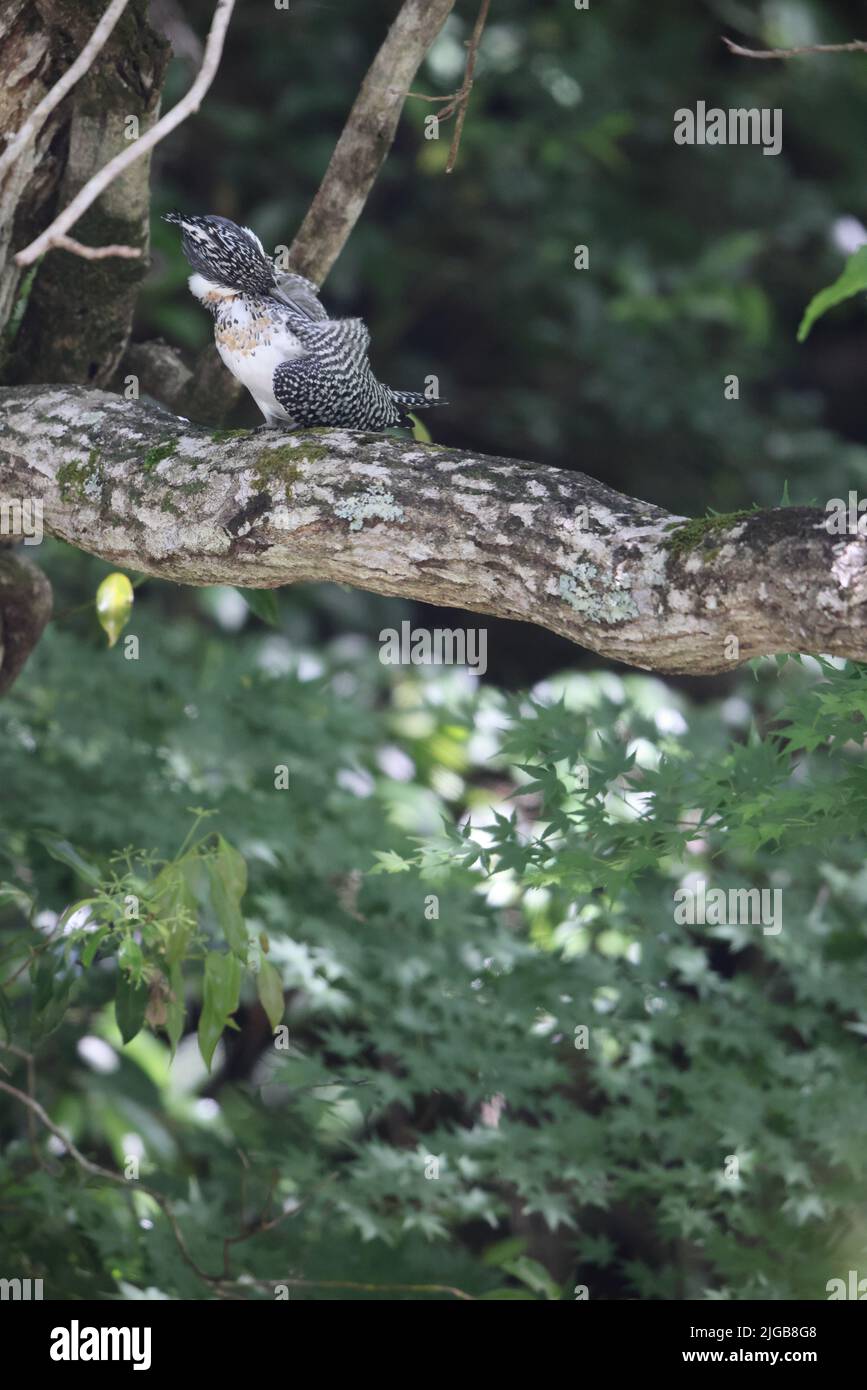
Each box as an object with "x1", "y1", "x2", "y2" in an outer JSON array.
[{"x1": 1, "y1": 384, "x2": 864, "y2": 677}]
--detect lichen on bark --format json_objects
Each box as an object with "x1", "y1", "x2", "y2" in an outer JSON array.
[{"x1": 3, "y1": 384, "x2": 867, "y2": 677}]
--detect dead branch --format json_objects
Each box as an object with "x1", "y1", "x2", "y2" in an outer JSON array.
[{"x1": 722, "y1": 35, "x2": 867, "y2": 60}]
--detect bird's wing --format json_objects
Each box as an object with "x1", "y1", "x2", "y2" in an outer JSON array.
[
  {"x1": 271, "y1": 320, "x2": 392, "y2": 428},
  {"x1": 271, "y1": 272, "x2": 329, "y2": 322},
  {"x1": 281, "y1": 316, "x2": 372, "y2": 362}
]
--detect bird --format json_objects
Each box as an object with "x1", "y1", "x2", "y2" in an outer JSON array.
[{"x1": 163, "y1": 213, "x2": 444, "y2": 431}]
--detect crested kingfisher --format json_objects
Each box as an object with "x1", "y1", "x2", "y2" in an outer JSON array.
[{"x1": 164, "y1": 213, "x2": 444, "y2": 431}]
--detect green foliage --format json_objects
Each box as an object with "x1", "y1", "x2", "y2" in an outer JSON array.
[
  {"x1": 7, "y1": 0, "x2": 867, "y2": 1305},
  {"x1": 22, "y1": 816, "x2": 260, "y2": 1063},
  {"x1": 256, "y1": 958, "x2": 284, "y2": 1031},
  {"x1": 236, "y1": 588, "x2": 280, "y2": 627},
  {"x1": 2, "y1": 548, "x2": 867, "y2": 1300},
  {"x1": 198, "y1": 949, "x2": 242, "y2": 1070},
  {"x1": 798, "y1": 246, "x2": 867, "y2": 342}
]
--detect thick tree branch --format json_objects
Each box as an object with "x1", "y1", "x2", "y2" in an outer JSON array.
[
  {"x1": 1, "y1": 385, "x2": 865, "y2": 676},
  {"x1": 288, "y1": 0, "x2": 457, "y2": 285}
]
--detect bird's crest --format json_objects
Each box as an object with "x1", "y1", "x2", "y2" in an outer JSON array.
[{"x1": 163, "y1": 212, "x2": 275, "y2": 295}]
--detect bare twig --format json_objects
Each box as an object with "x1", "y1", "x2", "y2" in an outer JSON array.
[
  {"x1": 445, "y1": 0, "x2": 491, "y2": 173},
  {"x1": 722, "y1": 34, "x2": 867, "y2": 60},
  {"x1": 0, "y1": 1043, "x2": 43, "y2": 1165},
  {"x1": 222, "y1": 1170, "x2": 337, "y2": 1279},
  {"x1": 406, "y1": 0, "x2": 492, "y2": 159},
  {"x1": 0, "y1": 1075, "x2": 220, "y2": 1287},
  {"x1": 247, "y1": 1276, "x2": 476, "y2": 1300},
  {"x1": 50, "y1": 235, "x2": 142, "y2": 261},
  {"x1": 1, "y1": 920, "x2": 63, "y2": 987},
  {"x1": 0, "y1": 1075, "x2": 474, "y2": 1300},
  {"x1": 408, "y1": 91, "x2": 462, "y2": 127},
  {"x1": 13, "y1": 0, "x2": 236, "y2": 267},
  {"x1": 0, "y1": 0, "x2": 131, "y2": 184},
  {"x1": 0, "y1": 1076, "x2": 125, "y2": 1182},
  {"x1": 48, "y1": 234, "x2": 142, "y2": 261}
]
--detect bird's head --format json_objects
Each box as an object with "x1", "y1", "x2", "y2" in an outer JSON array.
[{"x1": 163, "y1": 213, "x2": 275, "y2": 295}]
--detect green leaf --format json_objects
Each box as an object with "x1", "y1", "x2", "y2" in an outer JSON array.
[
  {"x1": 206, "y1": 837, "x2": 248, "y2": 955},
  {"x1": 149, "y1": 858, "x2": 200, "y2": 965},
  {"x1": 502, "y1": 1255, "x2": 562, "y2": 1300},
  {"x1": 29, "y1": 947, "x2": 76, "y2": 1042},
  {"x1": 198, "y1": 951, "x2": 242, "y2": 1069},
  {"x1": 115, "y1": 970, "x2": 149, "y2": 1044},
  {"x1": 0, "y1": 882, "x2": 33, "y2": 917},
  {"x1": 215, "y1": 836, "x2": 246, "y2": 898},
  {"x1": 58, "y1": 898, "x2": 98, "y2": 937},
  {"x1": 96, "y1": 572, "x2": 134, "y2": 648},
  {"x1": 81, "y1": 925, "x2": 110, "y2": 967},
  {"x1": 149, "y1": 858, "x2": 197, "y2": 917},
  {"x1": 798, "y1": 245, "x2": 867, "y2": 341},
  {"x1": 165, "y1": 960, "x2": 186, "y2": 1056},
  {"x1": 256, "y1": 958, "x2": 284, "y2": 1030},
  {"x1": 482, "y1": 1236, "x2": 527, "y2": 1267},
  {"x1": 37, "y1": 834, "x2": 102, "y2": 888},
  {"x1": 118, "y1": 935, "x2": 143, "y2": 974},
  {"x1": 370, "y1": 849, "x2": 411, "y2": 874},
  {"x1": 236, "y1": 587, "x2": 280, "y2": 626},
  {"x1": 522, "y1": 1193, "x2": 577, "y2": 1233},
  {"x1": 0, "y1": 986, "x2": 11, "y2": 1042},
  {"x1": 408, "y1": 412, "x2": 432, "y2": 444}
]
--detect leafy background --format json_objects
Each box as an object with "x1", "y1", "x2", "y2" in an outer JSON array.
[{"x1": 3, "y1": 0, "x2": 867, "y2": 1300}]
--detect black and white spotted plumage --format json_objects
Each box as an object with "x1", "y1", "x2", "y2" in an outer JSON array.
[
  {"x1": 164, "y1": 213, "x2": 444, "y2": 431},
  {"x1": 272, "y1": 318, "x2": 424, "y2": 430},
  {"x1": 164, "y1": 212, "x2": 277, "y2": 294}
]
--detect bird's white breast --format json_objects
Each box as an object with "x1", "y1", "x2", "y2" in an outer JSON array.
[{"x1": 200, "y1": 281, "x2": 305, "y2": 422}]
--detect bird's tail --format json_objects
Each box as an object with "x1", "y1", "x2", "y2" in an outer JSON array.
[{"x1": 390, "y1": 389, "x2": 448, "y2": 411}]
